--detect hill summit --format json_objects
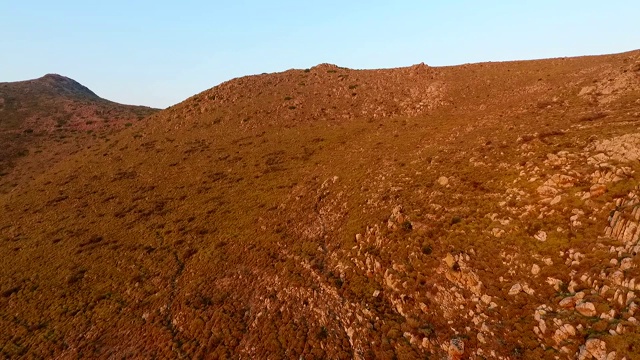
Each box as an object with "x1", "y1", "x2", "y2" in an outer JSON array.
[
  {"x1": 0, "y1": 74, "x2": 158, "y2": 192},
  {"x1": 35, "y1": 73, "x2": 100, "y2": 98}
]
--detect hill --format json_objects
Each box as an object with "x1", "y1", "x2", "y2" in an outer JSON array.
[
  {"x1": 1, "y1": 51, "x2": 640, "y2": 359},
  {"x1": 0, "y1": 74, "x2": 158, "y2": 192}
]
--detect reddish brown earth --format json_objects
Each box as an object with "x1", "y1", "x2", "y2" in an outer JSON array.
[
  {"x1": 2, "y1": 51, "x2": 640, "y2": 359},
  {"x1": 0, "y1": 74, "x2": 158, "y2": 193}
]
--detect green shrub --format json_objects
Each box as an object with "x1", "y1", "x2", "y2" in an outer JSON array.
[{"x1": 421, "y1": 244, "x2": 432, "y2": 255}]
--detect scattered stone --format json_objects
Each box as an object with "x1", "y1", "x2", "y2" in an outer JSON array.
[
  {"x1": 531, "y1": 264, "x2": 541, "y2": 275},
  {"x1": 534, "y1": 231, "x2": 547, "y2": 242},
  {"x1": 522, "y1": 283, "x2": 535, "y2": 295},
  {"x1": 508, "y1": 283, "x2": 522, "y2": 295},
  {"x1": 491, "y1": 228, "x2": 505, "y2": 238},
  {"x1": 559, "y1": 296, "x2": 578, "y2": 309},
  {"x1": 585, "y1": 338, "x2": 607, "y2": 360},
  {"x1": 444, "y1": 253, "x2": 456, "y2": 268},
  {"x1": 576, "y1": 302, "x2": 597, "y2": 317},
  {"x1": 559, "y1": 292, "x2": 584, "y2": 308},
  {"x1": 563, "y1": 323, "x2": 576, "y2": 336},
  {"x1": 630, "y1": 302, "x2": 638, "y2": 316},
  {"x1": 387, "y1": 205, "x2": 406, "y2": 230},
  {"x1": 550, "y1": 195, "x2": 562, "y2": 205},
  {"x1": 611, "y1": 270, "x2": 624, "y2": 285},
  {"x1": 419, "y1": 302, "x2": 428, "y2": 313},
  {"x1": 553, "y1": 323, "x2": 576, "y2": 344},
  {"x1": 590, "y1": 184, "x2": 607, "y2": 198},
  {"x1": 537, "y1": 185, "x2": 559, "y2": 197},
  {"x1": 539, "y1": 320, "x2": 547, "y2": 334},
  {"x1": 620, "y1": 257, "x2": 633, "y2": 271}
]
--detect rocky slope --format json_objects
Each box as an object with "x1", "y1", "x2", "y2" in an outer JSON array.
[
  {"x1": 0, "y1": 74, "x2": 158, "y2": 193},
  {"x1": 1, "y1": 51, "x2": 640, "y2": 359}
]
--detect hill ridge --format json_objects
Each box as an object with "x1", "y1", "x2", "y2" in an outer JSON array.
[{"x1": 1, "y1": 50, "x2": 640, "y2": 358}]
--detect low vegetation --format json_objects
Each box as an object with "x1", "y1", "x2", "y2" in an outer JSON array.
[{"x1": 1, "y1": 51, "x2": 640, "y2": 358}]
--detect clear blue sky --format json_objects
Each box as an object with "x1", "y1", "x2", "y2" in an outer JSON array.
[{"x1": 1, "y1": 1, "x2": 639, "y2": 108}]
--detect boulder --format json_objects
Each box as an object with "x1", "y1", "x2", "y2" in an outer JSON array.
[
  {"x1": 576, "y1": 302, "x2": 597, "y2": 317},
  {"x1": 590, "y1": 184, "x2": 607, "y2": 198},
  {"x1": 585, "y1": 338, "x2": 607, "y2": 360}
]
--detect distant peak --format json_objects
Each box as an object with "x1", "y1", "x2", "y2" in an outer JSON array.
[
  {"x1": 311, "y1": 63, "x2": 342, "y2": 71},
  {"x1": 42, "y1": 73, "x2": 69, "y2": 81},
  {"x1": 410, "y1": 62, "x2": 429, "y2": 69},
  {"x1": 36, "y1": 73, "x2": 99, "y2": 98}
]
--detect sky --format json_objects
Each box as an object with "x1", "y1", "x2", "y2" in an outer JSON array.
[{"x1": 1, "y1": 1, "x2": 639, "y2": 109}]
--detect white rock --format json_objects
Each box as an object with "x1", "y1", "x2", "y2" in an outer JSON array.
[
  {"x1": 576, "y1": 302, "x2": 597, "y2": 317},
  {"x1": 563, "y1": 323, "x2": 576, "y2": 336},
  {"x1": 559, "y1": 296, "x2": 578, "y2": 309},
  {"x1": 531, "y1": 264, "x2": 541, "y2": 275},
  {"x1": 419, "y1": 302, "x2": 429, "y2": 313},
  {"x1": 629, "y1": 302, "x2": 638, "y2": 316},
  {"x1": 491, "y1": 228, "x2": 505, "y2": 238},
  {"x1": 522, "y1": 283, "x2": 535, "y2": 295},
  {"x1": 537, "y1": 185, "x2": 559, "y2": 197},
  {"x1": 477, "y1": 333, "x2": 486, "y2": 344},
  {"x1": 437, "y1": 176, "x2": 449, "y2": 186},
  {"x1": 585, "y1": 338, "x2": 607, "y2": 360},
  {"x1": 539, "y1": 320, "x2": 547, "y2": 334},
  {"x1": 534, "y1": 231, "x2": 548, "y2": 242},
  {"x1": 508, "y1": 283, "x2": 522, "y2": 295},
  {"x1": 611, "y1": 270, "x2": 624, "y2": 285},
  {"x1": 620, "y1": 257, "x2": 633, "y2": 271}
]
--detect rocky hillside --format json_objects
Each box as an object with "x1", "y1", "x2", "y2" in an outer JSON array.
[
  {"x1": 0, "y1": 74, "x2": 158, "y2": 192},
  {"x1": 1, "y1": 51, "x2": 640, "y2": 359}
]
